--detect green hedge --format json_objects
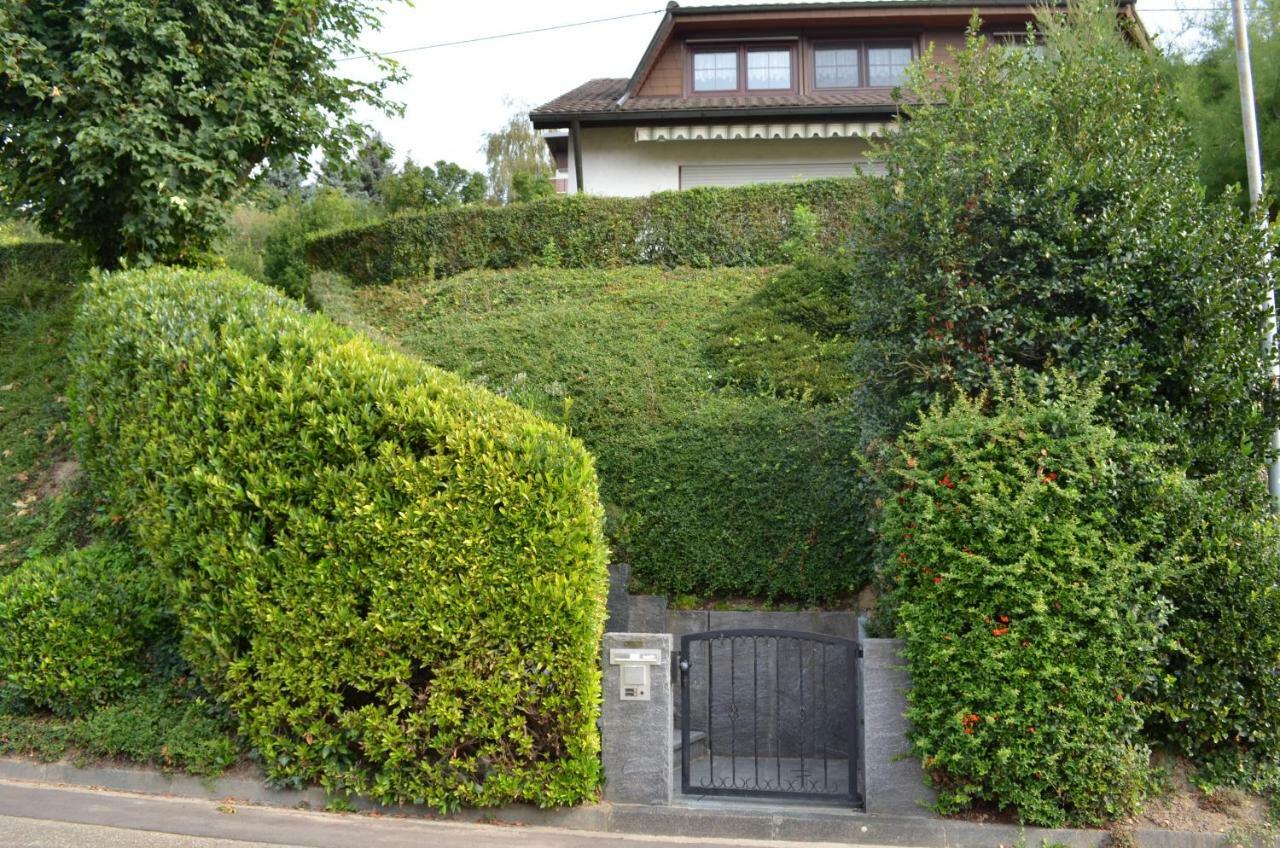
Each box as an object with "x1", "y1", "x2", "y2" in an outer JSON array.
[
  {"x1": 881, "y1": 379, "x2": 1164, "y2": 826},
  {"x1": 313, "y1": 262, "x2": 868, "y2": 603},
  {"x1": 70, "y1": 267, "x2": 609, "y2": 808},
  {"x1": 0, "y1": 241, "x2": 85, "y2": 291},
  {"x1": 306, "y1": 178, "x2": 871, "y2": 284}
]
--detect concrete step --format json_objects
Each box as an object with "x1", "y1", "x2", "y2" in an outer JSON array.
[{"x1": 672, "y1": 729, "x2": 707, "y2": 760}]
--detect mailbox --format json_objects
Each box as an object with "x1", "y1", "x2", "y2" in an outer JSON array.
[{"x1": 609, "y1": 648, "x2": 663, "y2": 701}]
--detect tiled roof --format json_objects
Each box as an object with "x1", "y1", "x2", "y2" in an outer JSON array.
[
  {"x1": 531, "y1": 79, "x2": 628, "y2": 116},
  {"x1": 531, "y1": 78, "x2": 905, "y2": 120}
]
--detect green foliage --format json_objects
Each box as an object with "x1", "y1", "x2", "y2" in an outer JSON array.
[
  {"x1": 313, "y1": 265, "x2": 867, "y2": 603},
  {"x1": 849, "y1": 3, "x2": 1277, "y2": 482},
  {"x1": 0, "y1": 543, "x2": 166, "y2": 716},
  {"x1": 319, "y1": 132, "x2": 397, "y2": 203},
  {"x1": 378, "y1": 158, "x2": 488, "y2": 215},
  {"x1": 483, "y1": 108, "x2": 555, "y2": 204},
  {"x1": 262, "y1": 188, "x2": 376, "y2": 299},
  {"x1": 511, "y1": 171, "x2": 555, "y2": 204},
  {"x1": 0, "y1": 241, "x2": 93, "y2": 575},
  {"x1": 706, "y1": 257, "x2": 857, "y2": 403},
  {"x1": 307, "y1": 178, "x2": 871, "y2": 284},
  {"x1": 1165, "y1": 0, "x2": 1279, "y2": 217},
  {"x1": 781, "y1": 203, "x2": 821, "y2": 263},
  {"x1": 0, "y1": 0, "x2": 404, "y2": 267},
  {"x1": 1146, "y1": 482, "x2": 1280, "y2": 774},
  {"x1": 0, "y1": 667, "x2": 241, "y2": 776},
  {"x1": 882, "y1": 378, "x2": 1165, "y2": 826},
  {"x1": 70, "y1": 267, "x2": 609, "y2": 808}
]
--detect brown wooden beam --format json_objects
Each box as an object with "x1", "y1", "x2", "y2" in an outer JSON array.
[{"x1": 570, "y1": 119, "x2": 584, "y2": 194}]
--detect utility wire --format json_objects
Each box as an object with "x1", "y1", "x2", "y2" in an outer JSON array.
[
  {"x1": 339, "y1": 4, "x2": 1236, "y2": 64},
  {"x1": 338, "y1": 8, "x2": 666, "y2": 62}
]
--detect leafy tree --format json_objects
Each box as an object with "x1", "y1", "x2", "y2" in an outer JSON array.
[
  {"x1": 0, "y1": 0, "x2": 404, "y2": 268},
  {"x1": 319, "y1": 132, "x2": 397, "y2": 202},
  {"x1": 850, "y1": 2, "x2": 1277, "y2": 483},
  {"x1": 378, "y1": 158, "x2": 486, "y2": 213},
  {"x1": 483, "y1": 107, "x2": 554, "y2": 204},
  {"x1": 1166, "y1": 0, "x2": 1279, "y2": 216},
  {"x1": 510, "y1": 170, "x2": 555, "y2": 204}
]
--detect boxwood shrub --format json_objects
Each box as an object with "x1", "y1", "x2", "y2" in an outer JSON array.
[
  {"x1": 0, "y1": 542, "x2": 165, "y2": 716},
  {"x1": 880, "y1": 379, "x2": 1166, "y2": 826},
  {"x1": 305, "y1": 178, "x2": 871, "y2": 284},
  {"x1": 70, "y1": 267, "x2": 609, "y2": 808}
]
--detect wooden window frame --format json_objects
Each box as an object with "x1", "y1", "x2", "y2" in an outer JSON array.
[
  {"x1": 686, "y1": 42, "x2": 799, "y2": 96},
  {"x1": 808, "y1": 38, "x2": 917, "y2": 92}
]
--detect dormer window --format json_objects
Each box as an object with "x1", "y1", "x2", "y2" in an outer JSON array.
[
  {"x1": 692, "y1": 50, "x2": 738, "y2": 91},
  {"x1": 746, "y1": 48, "x2": 792, "y2": 89},
  {"x1": 814, "y1": 45, "x2": 860, "y2": 88},
  {"x1": 867, "y1": 45, "x2": 913, "y2": 86},
  {"x1": 689, "y1": 43, "x2": 798, "y2": 94},
  {"x1": 811, "y1": 40, "x2": 914, "y2": 89}
]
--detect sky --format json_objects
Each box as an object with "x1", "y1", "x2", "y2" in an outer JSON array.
[{"x1": 340, "y1": 0, "x2": 1227, "y2": 174}]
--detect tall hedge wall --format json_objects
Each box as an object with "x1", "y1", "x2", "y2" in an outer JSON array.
[
  {"x1": 305, "y1": 178, "x2": 871, "y2": 284},
  {"x1": 69, "y1": 267, "x2": 610, "y2": 808},
  {"x1": 0, "y1": 241, "x2": 85, "y2": 289}
]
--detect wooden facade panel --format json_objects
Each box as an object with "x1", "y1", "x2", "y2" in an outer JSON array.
[
  {"x1": 639, "y1": 43, "x2": 684, "y2": 97},
  {"x1": 921, "y1": 29, "x2": 968, "y2": 64}
]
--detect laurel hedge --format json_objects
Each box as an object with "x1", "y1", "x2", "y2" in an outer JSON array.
[
  {"x1": 69, "y1": 267, "x2": 609, "y2": 808},
  {"x1": 305, "y1": 177, "x2": 872, "y2": 284}
]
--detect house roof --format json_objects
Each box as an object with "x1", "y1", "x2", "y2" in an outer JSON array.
[
  {"x1": 530, "y1": 77, "x2": 907, "y2": 126},
  {"x1": 530, "y1": 0, "x2": 1143, "y2": 127}
]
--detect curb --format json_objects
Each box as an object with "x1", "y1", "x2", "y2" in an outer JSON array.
[{"x1": 0, "y1": 756, "x2": 1232, "y2": 848}]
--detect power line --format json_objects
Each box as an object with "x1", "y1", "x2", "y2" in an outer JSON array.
[
  {"x1": 338, "y1": 4, "x2": 1238, "y2": 64},
  {"x1": 338, "y1": 7, "x2": 666, "y2": 62}
]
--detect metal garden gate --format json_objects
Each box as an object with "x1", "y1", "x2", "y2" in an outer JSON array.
[{"x1": 676, "y1": 629, "x2": 862, "y2": 806}]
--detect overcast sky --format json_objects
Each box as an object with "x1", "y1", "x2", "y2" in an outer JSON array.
[{"x1": 340, "y1": 0, "x2": 1223, "y2": 174}]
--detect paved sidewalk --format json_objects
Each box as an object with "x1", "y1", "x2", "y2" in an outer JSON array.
[{"x1": 0, "y1": 779, "x2": 871, "y2": 848}]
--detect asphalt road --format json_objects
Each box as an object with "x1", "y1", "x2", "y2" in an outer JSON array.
[{"x1": 0, "y1": 779, "x2": 873, "y2": 848}]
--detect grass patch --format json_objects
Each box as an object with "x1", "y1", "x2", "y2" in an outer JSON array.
[
  {"x1": 0, "y1": 248, "x2": 94, "y2": 574},
  {"x1": 314, "y1": 262, "x2": 868, "y2": 603}
]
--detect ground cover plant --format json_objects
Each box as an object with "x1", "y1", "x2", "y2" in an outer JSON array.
[
  {"x1": 312, "y1": 261, "x2": 867, "y2": 603},
  {"x1": 71, "y1": 267, "x2": 609, "y2": 809}
]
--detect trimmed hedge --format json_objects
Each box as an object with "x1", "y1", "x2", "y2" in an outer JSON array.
[
  {"x1": 314, "y1": 264, "x2": 868, "y2": 604},
  {"x1": 881, "y1": 379, "x2": 1165, "y2": 826},
  {"x1": 0, "y1": 543, "x2": 165, "y2": 716},
  {"x1": 306, "y1": 178, "x2": 871, "y2": 284},
  {"x1": 70, "y1": 267, "x2": 609, "y2": 808},
  {"x1": 0, "y1": 241, "x2": 85, "y2": 290}
]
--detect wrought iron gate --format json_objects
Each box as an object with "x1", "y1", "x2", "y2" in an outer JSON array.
[{"x1": 677, "y1": 629, "x2": 862, "y2": 805}]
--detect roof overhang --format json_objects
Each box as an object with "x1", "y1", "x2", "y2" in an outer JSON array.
[{"x1": 531, "y1": 102, "x2": 900, "y2": 130}]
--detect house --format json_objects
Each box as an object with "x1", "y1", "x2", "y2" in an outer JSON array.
[{"x1": 531, "y1": 0, "x2": 1144, "y2": 196}]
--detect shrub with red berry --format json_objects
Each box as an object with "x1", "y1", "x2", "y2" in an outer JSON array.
[{"x1": 879, "y1": 376, "x2": 1168, "y2": 826}]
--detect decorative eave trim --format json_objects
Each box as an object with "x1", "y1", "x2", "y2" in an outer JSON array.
[{"x1": 635, "y1": 120, "x2": 893, "y2": 141}]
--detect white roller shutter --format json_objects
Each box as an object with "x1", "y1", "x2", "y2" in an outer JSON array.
[{"x1": 678, "y1": 161, "x2": 854, "y2": 189}]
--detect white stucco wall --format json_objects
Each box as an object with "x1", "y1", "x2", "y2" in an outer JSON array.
[{"x1": 568, "y1": 126, "x2": 876, "y2": 197}]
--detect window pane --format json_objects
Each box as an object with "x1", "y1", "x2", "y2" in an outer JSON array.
[
  {"x1": 693, "y1": 51, "x2": 738, "y2": 91},
  {"x1": 746, "y1": 49, "x2": 792, "y2": 90},
  {"x1": 814, "y1": 47, "x2": 859, "y2": 88},
  {"x1": 867, "y1": 46, "x2": 912, "y2": 86}
]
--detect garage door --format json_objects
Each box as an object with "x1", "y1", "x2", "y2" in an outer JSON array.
[{"x1": 678, "y1": 161, "x2": 855, "y2": 189}]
